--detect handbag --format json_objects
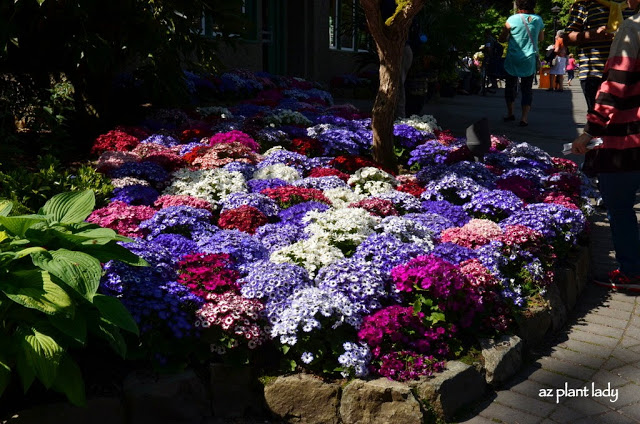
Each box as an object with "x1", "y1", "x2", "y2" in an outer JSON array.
[
  {"x1": 520, "y1": 14, "x2": 540, "y2": 72},
  {"x1": 551, "y1": 56, "x2": 558, "y2": 67}
]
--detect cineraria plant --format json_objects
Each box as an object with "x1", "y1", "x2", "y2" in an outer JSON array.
[
  {"x1": 177, "y1": 253, "x2": 240, "y2": 297},
  {"x1": 223, "y1": 161, "x2": 258, "y2": 180},
  {"x1": 315, "y1": 257, "x2": 389, "y2": 315},
  {"x1": 139, "y1": 205, "x2": 217, "y2": 240},
  {"x1": 348, "y1": 197, "x2": 399, "y2": 218},
  {"x1": 375, "y1": 216, "x2": 435, "y2": 251},
  {"x1": 163, "y1": 168, "x2": 248, "y2": 208},
  {"x1": 462, "y1": 189, "x2": 524, "y2": 222},
  {"x1": 253, "y1": 222, "x2": 309, "y2": 253},
  {"x1": 154, "y1": 194, "x2": 214, "y2": 212},
  {"x1": 195, "y1": 292, "x2": 269, "y2": 357},
  {"x1": 252, "y1": 163, "x2": 302, "y2": 182},
  {"x1": 269, "y1": 286, "x2": 361, "y2": 376},
  {"x1": 220, "y1": 192, "x2": 280, "y2": 218},
  {"x1": 292, "y1": 176, "x2": 349, "y2": 191},
  {"x1": 347, "y1": 167, "x2": 398, "y2": 197},
  {"x1": 109, "y1": 161, "x2": 171, "y2": 189},
  {"x1": 440, "y1": 218, "x2": 503, "y2": 249},
  {"x1": 322, "y1": 187, "x2": 365, "y2": 209},
  {"x1": 209, "y1": 130, "x2": 260, "y2": 152},
  {"x1": 357, "y1": 305, "x2": 448, "y2": 381},
  {"x1": 261, "y1": 186, "x2": 331, "y2": 209},
  {"x1": 420, "y1": 173, "x2": 487, "y2": 206},
  {"x1": 110, "y1": 184, "x2": 159, "y2": 206},
  {"x1": 421, "y1": 200, "x2": 471, "y2": 227},
  {"x1": 303, "y1": 207, "x2": 380, "y2": 255},
  {"x1": 270, "y1": 236, "x2": 345, "y2": 278},
  {"x1": 352, "y1": 233, "x2": 428, "y2": 276},
  {"x1": 217, "y1": 205, "x2": 268, "y2": 234},
  {"x1": 91, "y1": 129, "x2": 141, "y2": 155},
  {"x1": 397, "y1": 114, "x2": 441, "y2": 134},
  {"x1": 277, "y1": 200, "x2": 330, "y2": 225},
  {"x1": 195, "y1": 229, "x2": 270, "y2": 265},
  {"x1": 238, "y1": 260, "x2": 313, "y2": 323},
  {"x1": 87, "y1": 201, "x2": 156, "y2": 238}
]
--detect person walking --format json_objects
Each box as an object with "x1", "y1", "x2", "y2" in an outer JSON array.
[
  {"x1": 498, "y1": 0, "x2": 544, "y2": 127},
  {"x1": 571, "y1": 0, "x2": 640, "y2": 292},
  {"x1": 566, "y1": 53, "x2": 578, "y2": 86},
  {"x1": 564, "y1": 0, "x2": 637, "y2": 111},
  {"x1": 548, "y1": 30, "x2": 568, "y2": 91}
]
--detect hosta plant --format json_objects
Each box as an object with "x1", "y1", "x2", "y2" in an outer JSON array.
[{"x1": 0, "y1": 191, "x2": 145, "y2": 406}]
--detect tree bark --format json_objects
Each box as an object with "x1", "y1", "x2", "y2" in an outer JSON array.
[{"x1": 360, "y1": 0, "x2": 426, "y2": 173}]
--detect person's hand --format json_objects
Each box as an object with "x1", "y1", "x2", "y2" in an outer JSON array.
[
  {"x1": 571, "y1": 133, "x2": 592, "y2": 154},
  {"x1": 595, "y1": 26, "x2": 614, "y2": 40}
]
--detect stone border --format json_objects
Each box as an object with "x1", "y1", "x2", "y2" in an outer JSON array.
[{"x1": 3, "y1": 245, "x2": 590, "y2": 424}]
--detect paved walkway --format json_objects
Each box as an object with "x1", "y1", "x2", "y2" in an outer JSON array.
[{"x1": 338, "y1": 81, "x2": 640, "y2": 423}]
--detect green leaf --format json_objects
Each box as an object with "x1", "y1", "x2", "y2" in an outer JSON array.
[
  {"x1": 15, "y1": 352, "x2": 35, "y2": 393},
  {"x1": 41, "y1": 190, "x2": 95, "y2": 224},
  {"x1": 0, "y1": 353, "x2": 11, "y2": 397},
  {"x1": 48, "y1": 312, "x2": 87, "y2": 346},
  {"x1": 0, "y1": 201, "x2": 12, "y2": 217},
  {"x1": 52, "y1": 355, "x2": 85, "y2": 406},
  {"x1": 82, "y1": 242, "x2": 149, "y2": 267},
  {"x1": 1, "y1": 269, "x2": 73, "y2": 315},
  {"x1": 0, "y1": 216, "x2": 46, "y2": 237},
  {"x1": 16, "y1": 325, "x2": 65, "y2": 389},
  {"x1": 93, "y1": 319, "x2": 127, "y2": 358},
  {"x1": 93, "y1": 294, "x2": 139, "y2": 335},
  {"x1": 31, "y1": 249, "x2": 102, "y2": 301}
]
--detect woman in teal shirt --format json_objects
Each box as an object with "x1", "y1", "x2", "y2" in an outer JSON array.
[{"x1": 498, "y1": 0, "x2": 545, "y2": 126}]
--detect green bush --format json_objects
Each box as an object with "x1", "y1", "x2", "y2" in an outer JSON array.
[
  {"x1": 0, "y1": 155, "x2": 113, "y2": 215},
  {"x1": 0, "y1": 191, "x2": 146, "y2": 405}
]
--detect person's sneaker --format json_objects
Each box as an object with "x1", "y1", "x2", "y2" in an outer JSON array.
[{"x1": 593, "y1": 270, "x2": 640, "y2": 292}]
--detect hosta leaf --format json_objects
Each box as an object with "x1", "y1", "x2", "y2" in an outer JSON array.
[
  {"x1": 52, "y1": 355, "x2": 85, "y2": 406},
  {"x1": 93, "y1": 294, "x2": 139, "y2": 335},
  {"x1": 41, "y1": 190, "x2": 95, "y2": 224},
  {"x1": 81, "y1": 242, "x2": 149, "y2": 267},
  {"x1": 16, "y1": 325, "x2": 65, "y2": 389},
  {"x1": 92, "y1": 319, "x2": 127, "y2": 358},
  {"x1": 0, "y1": 201, "x2": 12, "y2": 217},
  {"x1": 1, "y1": 269, "x2": 73, "y2": 315},
  {"x1": 31, "y1": 249, "x2": 101, "y2": 301},
  {"x1": 0, "y1": 216, "x2": 46, "y2": 237},
  {"x1": 48, "y1": 312, "x2": 87, "y2": 346}
]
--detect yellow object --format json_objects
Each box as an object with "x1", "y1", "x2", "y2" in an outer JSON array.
[{"x1": 593, "y1": 0, "x2": 627, "y2": 32}]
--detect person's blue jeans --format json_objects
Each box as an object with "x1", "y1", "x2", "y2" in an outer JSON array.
[
  {"x1": 598, "y1": 171, "x2": 640, "y2": 278},
  {"x1": 580, "y1": 77, "x2": 604, "y2": 112},
  {"x1": 504, "y1": 74, "x2": 534, "y2": 106}
]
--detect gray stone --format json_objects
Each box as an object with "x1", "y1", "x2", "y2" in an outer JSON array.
[
  {"x1": 574, "y1": 245, "x2": 591, "y2": 293},
  {"x1": 516, "y1": 304, "x2": 552, "y2": 347},
  {"x1": 210, "y1": 363, "x2": 264, "y2": 418},
  {"x1": 122, "y1": 369, "x2": 211, "y2": 424},
  {"x1": 411, "y1": 360, "x2": 487, "y2": 421},
  {"x1": 263, "y1": 373, "x2": 340, "y2": 424},
  {"x1": 340, "y1": 378, "x2": 423, "y2": 424},
  {"x1": 4, "y1": 397, "x2": 125, "y2": 424},
  {"x1": 554, "y1": 265, "x2": 578, "y2": 311},
  {"x1": 480, "y1": 335, "x2": 523, "y2": 386},
  {"x1": 545, "y1": 282, "x2": 568, "y2": 332}
]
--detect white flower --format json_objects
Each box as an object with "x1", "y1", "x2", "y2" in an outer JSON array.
[
  {"x1": 270, "y1": 237, "x2": 345, "y2": 278},
  {"x1": 323, "y1": 187, "x2": 364, "y2": 208},
  {"x1": 252, "y1": 163, "x2": 301, "y2": 182},
  {"x1": 397, "y1": 114, "x2": 441, "y2": 133},
  {"x1": 348, "y1": 167, "x2": 398, "y2": 196},
  {"x1": 163, "y1": 168, "x2": 247, "y2": 207},
  {"x1": 303, "y1": 208, "x2": 380, "y2": 250}
]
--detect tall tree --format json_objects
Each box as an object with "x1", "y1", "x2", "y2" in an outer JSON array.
[{"x1": 360, "y1": 0, "x2": 426, "y2": 173}]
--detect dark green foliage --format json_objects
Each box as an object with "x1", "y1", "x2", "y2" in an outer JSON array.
[{"x1": 0, "y1": 155, "x2": 113, "y2": 215}]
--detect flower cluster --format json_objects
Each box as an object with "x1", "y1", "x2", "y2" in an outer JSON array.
[
  {"x1": 218, "y1": 205, "x2": 268, "y2": 234},
  {"x1": 209, "y1": 130, "x2": 260, "y2": 152},
  {"x1": 261, "y1": 186, "x2": 331, "y2": 208},
  {"x1": 177, "y1": 253, "x2": 239, "y2": 297},
  {"x1": 87, "y1": 201, "x2": 156, "y2": 238},
  {"x1": 440, "y1": 218, "x2": 503, "y2": 249}
]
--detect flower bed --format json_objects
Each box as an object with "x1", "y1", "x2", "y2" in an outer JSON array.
[{"x1": 89, "y1": 69, "x2": 594, "y2": 382}]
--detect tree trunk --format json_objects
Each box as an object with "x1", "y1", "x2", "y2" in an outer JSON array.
[{"x1": 360, "y1": 0, "x2": 426, "y2": 174}]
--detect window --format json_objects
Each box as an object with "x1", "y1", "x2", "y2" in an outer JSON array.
[{"x1": 329, "y1": 0, "x2": 370, "y2": 51}]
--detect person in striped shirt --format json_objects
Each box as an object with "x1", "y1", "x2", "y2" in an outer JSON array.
[
  {"x1": 564, "y1": 0, "x2": 637, "y2": 111},
  {"x1": 571, "y1": 0, "x2": 640, "y2": 291}
]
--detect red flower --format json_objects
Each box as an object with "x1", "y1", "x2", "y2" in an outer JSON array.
[
  {"x1": 261, "y1": 186, "x2": 331, "y2": 208},
  {"x1": 217, "y1": 205, "x2": 268, "y2": 234},
  {"x1": 307, "y1": 167, "x2": 350, "y2": 182}
]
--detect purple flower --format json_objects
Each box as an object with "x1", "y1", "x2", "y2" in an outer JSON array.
[
  {"x1": 109, "y1": 161, "x2": 171, "y2": 188},
  {"x1": 463, "y1": 189, "x2": 524, "y2": 221},
  {"x1": 429, "y1": 242, "x2": 477, "y2": 264},
  {"x1": 110, "y1": 185, "x2": 159, "y2": 206},
  {"x1": 278, "y1": 201, "x2": 331, "y2": 225},
  {"x1": 394, "y1": 124, "x2": 430, "y2": 149},
  {"x1": 421, "y1": 200, "x2": 471, "y2": 227},
  {"x1": 247, "y1": 178, "x2": 288, "y2": 193},
  {"x1": 220, "y1": 192, "x2": 280, "y2": 217},
  {"x1": 223, "y1": 161, "x2": 257, "y2": 180},
  {"x1": 254, "y1": 222, "x2": 308, "y2": 252},
  {"x1": 353, "y1": 233, "x2": 428, "y2": 275},
  {"x1": 402, "y1": 213, "x2": 455, "y2": 237},
  {"x1": 141, "y1": 133, "x2": 180, "y2": 147},
  {"x1": 195, "y1": 229, "x2": 269, "y2": 265},
  {"x1": 139, "y1": 205, "x2": 216, "y2": 240},
  {"x1": 258, "y1": 150, "x2": 312, "y2": 174},
  {"x1": 408, "y1": 140, "x2": 452, "y2": 167}
]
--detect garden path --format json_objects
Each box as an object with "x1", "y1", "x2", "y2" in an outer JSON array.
[{"x1": 336, "y1": 83, "x2": 640, "y2": 424}]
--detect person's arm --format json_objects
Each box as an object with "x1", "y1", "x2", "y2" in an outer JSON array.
[
  {"x1": 498, "y1": 22, "x2": 510, "y2": 43},
  {"x1": 572, "y1": 21, "x2": 638, "y2": 154},
  {"x1": 563, "y1": 1, "x2": 614, "y2": 46}
]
